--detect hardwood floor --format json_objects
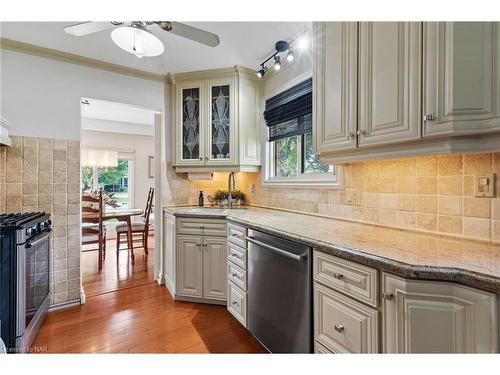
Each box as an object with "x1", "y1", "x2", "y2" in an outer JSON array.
[
  {"x1": 32, "y1": 283, "x2": 266, "y2": 353},
  {"x1": 82, "y1": 234, "x2": 155, "y2": 297}
]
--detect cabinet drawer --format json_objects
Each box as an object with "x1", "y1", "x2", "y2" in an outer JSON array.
[
  {"x1": 313, "y1": 251, "x2": 378, "y2": 307},
  {"x1": 227, "y1": 241, "x2": 247, "y2": 269},
  {"x1": 227, "y1": 262, "x2": 247, "y2": 291},
  {"x1": 177, "y1": 217, "x2": 226, "y2": 236},
  {"x1": 228, "y1": 281, "x2": 247, "y2": 327},
  {"x1": 314, "y1": 340, "x2": 334, "y2": 354},
  {"x1": 227, "y1": 223, "x2": 246, "y2": 247},
  {"x1": 315, "y1": 282, "x2": 379, "y2": 354}
]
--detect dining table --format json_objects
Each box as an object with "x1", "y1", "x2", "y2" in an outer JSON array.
[{"x1": 82, "y1": 208, "x2": 144, "y2": 256}]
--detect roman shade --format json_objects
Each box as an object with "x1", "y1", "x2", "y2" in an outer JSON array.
[{"x1": 264, "y1": 78, "x2": 312, "y2": 142}]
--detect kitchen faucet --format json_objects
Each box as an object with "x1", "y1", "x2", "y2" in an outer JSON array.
[{"x1": 227, "y1": 172, "x2": 235, "y2": 208}]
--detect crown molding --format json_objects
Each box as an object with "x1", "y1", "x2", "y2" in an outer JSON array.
[{"x1": 0, "y1": 37, "x2": 165, "y2": 82}]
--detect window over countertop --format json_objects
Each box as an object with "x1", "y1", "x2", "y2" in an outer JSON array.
[{"x1": 263, "y1": 77, "x2": 339, "y2": 187}]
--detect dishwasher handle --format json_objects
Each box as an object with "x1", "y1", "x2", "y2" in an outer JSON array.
[{"x1": 245, "y1": 236, "x2": 304, "y2": 261}]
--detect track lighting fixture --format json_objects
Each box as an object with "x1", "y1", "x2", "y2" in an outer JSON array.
[
  {"x1": 256, "y1": 66, "x2": 266, "y2": 78},
  {"x1": 256, "y1": 29, "x2": 308, "y2": 79},
  {"x1": 273, "y1": 55, "x2": 281, "y2": 71}
]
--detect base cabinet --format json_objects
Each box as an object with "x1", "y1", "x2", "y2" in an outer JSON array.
[
  {"x1": 176, "y1": 235, "x2": 203, "y2": 298},
  {"x1": 382, "y1": 273, "x2": 498, "y2": 353},
  {"x1": 175, "y1": 218, "x2": 228, "y2": 303},
  {"x1": 203, "y1": 237, "x2": 227, "y2": 300}
]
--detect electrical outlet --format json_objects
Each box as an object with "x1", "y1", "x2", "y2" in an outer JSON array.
[
  {"x1": 345, "y1": 189, "x2": 361, "y2": 206},
  {"x1": 474, "y1": 173, "x2": 495, "y2": 198}
]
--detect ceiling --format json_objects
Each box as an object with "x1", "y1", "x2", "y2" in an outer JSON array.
[
  {"x1": 82, "y1": 98, "x2": 155, "y2": 125},
  {"x1": 0, "y1": 21, "x2": 310, "y2": 74}
]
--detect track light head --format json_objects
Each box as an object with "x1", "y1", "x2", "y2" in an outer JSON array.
[
  {"x1": 273, "y1": 55, "x2": 281, "y2": 71},
  {"x1": 256, "y1": 66, "x2": 266, "y2": 79},
  {"x1": 275, "y1": 40, "x2": 289, "y2": 53},
  {"x1": 286, "y1": 49, "x2": 295, "y2": 62}
]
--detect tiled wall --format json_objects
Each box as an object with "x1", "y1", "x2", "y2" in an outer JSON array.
[
  {"x1": 0, "y1": 135, "x2": 81, "y2": 306},
  {"x1": 240, "y1": 153, "x2": 500, "y2": 243}
]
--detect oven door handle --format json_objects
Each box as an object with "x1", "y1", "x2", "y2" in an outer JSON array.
[{"x1": 25, "y1": 229, "x2": 51, "y2": 248}]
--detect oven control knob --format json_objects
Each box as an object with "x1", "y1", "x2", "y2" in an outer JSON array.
[
  {"x1": 26, "y1": 227, "x2": 38, "y2": 236},
  {"x1": 42, "y1": 221, "x2": 50, "y2": 228}
]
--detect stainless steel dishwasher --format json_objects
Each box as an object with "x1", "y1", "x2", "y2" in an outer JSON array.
[{"x1": 246, "y1": 228, "x2": 312, "y2": 353}]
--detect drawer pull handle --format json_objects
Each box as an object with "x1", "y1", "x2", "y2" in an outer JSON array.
[
  {"x1": 333, "y1": 273, "x2": 344, "y2": 280},
  {"x1": 382, "y1": 292, "x2": 394, "y2": 301},
  {"x1": 199, "y1": 225, "x2": 205, "y2": 230},
  {"x1": 334, "y1": 324, "x2": 344, "y2": 333},
  {"x1": 232, "y1": 273, "x2": 240, "y2": 278},
  {"x1": 232, "y1": 233, "x2": 241, "y2": 238},
  {"x1": 232, "y1": 301, "x2": 239, "y2": 306},
  {"x1": 231, "y1": 253, "x2": 242, "y2": 258}
]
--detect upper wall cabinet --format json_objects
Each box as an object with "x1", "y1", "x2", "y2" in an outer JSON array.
[
  {"x1": 313, "y1": 22, "x2": 500, "y2": 164},
  {"x1": 358, "y1": 22, "x2": 422, "y2": 147},
  {"x1": 171, "y1": 66, "x2": 262, "y2": 173},
  {"x1": 313, "y1": 22, "x2": 358, "y2": 153},
  {"x1": 423, "y1": 22, "x2": 500, "y2": 137}
]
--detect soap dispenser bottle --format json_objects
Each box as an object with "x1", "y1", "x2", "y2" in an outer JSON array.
[{"x1": 198, "y1": 191, "x2": 204, "y2": 207}]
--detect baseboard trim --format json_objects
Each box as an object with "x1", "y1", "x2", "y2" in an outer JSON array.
[
  {"x1": 48, "y1": 299, "x2": 81, "y2": 312},
  {"x1": 174, "y1": 294, "x2": 227, "y2": 306},
  {"x1": 165, "y1": 278, "x2": 175, "y2": 298}
]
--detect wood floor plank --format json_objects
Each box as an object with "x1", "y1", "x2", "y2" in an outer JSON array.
[{"x1": 33, "y1": 280, "x2": 265, "y2": 353}]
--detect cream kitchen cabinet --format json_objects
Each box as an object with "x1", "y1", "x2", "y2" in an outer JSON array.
[
  {"x1": 358, "y1": 22, "x2": 422, "y2": 147},
  {"x1": 423, "y1": 22, "x2": 500, "y2": 137},
  {"x1": 313, "y1": 21, "x2": 500, "y2": 164},
  {"x1": 170, "y1": 66, "x2": 261, "y2": 172},
  {"x1": 163, "y1": 211, "x2": 176, "y2": 296},
  {"x1": 176, "y1": 235, "x2": 204, "y2": 298},
  {"x1": 313, "y1": 22, "x2": 358, "y2": 153},
  {"x1": 203, "y1": 236, "x2": 228, "y2": 301},
  {"x1": 175, "y1": 218, "x2": 228, "y2": 303},
  {"x1": 382, "y1": 273, "x2": 498, "y2": 353}
]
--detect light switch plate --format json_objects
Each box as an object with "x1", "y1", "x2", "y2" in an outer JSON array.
[{"x1": 474, "y1": 173, "x2": 495, "y2": 198}]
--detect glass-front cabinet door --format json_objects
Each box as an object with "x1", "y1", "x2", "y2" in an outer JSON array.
[
  {"x1": 177, "y1": 83, "x2": 205, "y2": 165},
  {"x1": 206, "y1": 78, "x2": 236, "y2": 165}
]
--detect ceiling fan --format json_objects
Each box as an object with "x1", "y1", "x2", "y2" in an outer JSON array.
[{"x1": 64, "y1": 21, "x2": 220, "y2": 58}]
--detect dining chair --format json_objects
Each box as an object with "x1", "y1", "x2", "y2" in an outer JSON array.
[
  {"x1": 82, "y1": 188, "x2": 106, "y2": 270},
  {"x1": 115, "y1": 187, "x2": 154, "y2": 258}
]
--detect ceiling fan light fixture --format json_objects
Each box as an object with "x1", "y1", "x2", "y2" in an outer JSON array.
[{"x1": 111, "y1": 25, "x2": 164, "y2": 58}]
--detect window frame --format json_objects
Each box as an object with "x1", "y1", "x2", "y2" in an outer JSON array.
[{"x1": 262, "y1": 72, "x2": 340, "y2": 188}]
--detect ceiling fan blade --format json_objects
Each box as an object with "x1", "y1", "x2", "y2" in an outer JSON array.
[
  {"x1": 165, "y1": 22, "x2": 220, "y2": 47},
  {"x1": 64, "y1": 22, "x2": 122, "y2": 36}
]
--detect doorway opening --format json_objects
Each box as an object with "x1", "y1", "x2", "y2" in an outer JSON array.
[{"x1": 79, "y1": 98, "x2": 160, "y2": 298}]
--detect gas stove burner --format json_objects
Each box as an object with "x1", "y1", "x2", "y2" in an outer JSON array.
[{"x1": 0, "y1": 212, "x2": 49, "y2": 229}]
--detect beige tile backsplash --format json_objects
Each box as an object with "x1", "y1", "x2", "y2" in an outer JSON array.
[
  {"x1": 0, "y1": 135, "x2": 81, "y2": 306},
  {"x1": 236, "y1": 153, "x2": 500, "y2": 243},
  {"x1": 163, "y1": 152, "x2": 499, "y2": 242}
]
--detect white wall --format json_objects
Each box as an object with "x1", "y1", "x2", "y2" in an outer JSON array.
[
  {"x1": 0, "y1": 48, "x2": 164, "y2": 140},
  {"x1": 80, "y1": 129, "x2": 154, "y2": 210}
]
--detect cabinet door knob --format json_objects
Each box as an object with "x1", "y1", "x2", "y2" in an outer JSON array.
[
  {"x1": 334, "y1": 324, "x2": 344, "y2": 333},
  {"x1": 333, "y1": 273, "x2": 344, "y2": 280},
  {"x1": 356, "y1": 130, "x2": 366, "y2": 136},
  {"x1": 382, "y1": 292, "x2": 394, "y2": 300},
  {"x1": 423, "y1": 114, "x2": 435, "y2": 121},
  {"x1": 199, "y1": 157, "x2": 203, "y2": 161},
  {"x1": 348, "y1": 132, "x2": 355, "y2": 138},
  {"x1": 205, "y1": 156, "x2": 209, "y2": 161}
]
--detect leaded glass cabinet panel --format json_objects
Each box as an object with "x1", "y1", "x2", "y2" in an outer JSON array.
[
  {"x1": 207, "y1": 79, "x2": 235, "y2": 165},
  {"x1": 181, "y1": 86, "x2": 202, "y2": 161}
]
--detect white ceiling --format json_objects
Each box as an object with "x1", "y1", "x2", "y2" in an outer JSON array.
[
  {"x1": 82, "y1": 98, "x2": 155, "y2": 125},
  {"x1": 0, "y1": 21, "x2": 310, "y2": 74}
]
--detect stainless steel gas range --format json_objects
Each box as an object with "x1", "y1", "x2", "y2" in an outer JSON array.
[{"x1": 0, "y1": 212, "x2": 51, "y2": 353}]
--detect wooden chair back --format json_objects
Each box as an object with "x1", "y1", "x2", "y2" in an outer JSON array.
[
  {"x1": 143, "y1": 187, "x2": 154, "y2": 229},
  {"x1": 82, "y1": 189, "x2": 104, "y2": 235}
]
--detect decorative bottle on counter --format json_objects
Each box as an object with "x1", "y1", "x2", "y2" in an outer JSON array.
[{"x1": 198, "y1": 191, "x2": 204, "y2": 207}]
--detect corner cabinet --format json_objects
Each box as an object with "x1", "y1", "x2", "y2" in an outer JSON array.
[
  {"x1": 382, "y1": 273, "x2": 498, "y2": 353},
  {"x1": 313, "y1": 22, "x2": 500, "y2": 164},
  {"x1": 171, "y1": 66, "x2": 262, "y2": 172}
]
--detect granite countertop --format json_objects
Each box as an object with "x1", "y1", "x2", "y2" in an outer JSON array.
[{"x1": 164, "y1": 206, "x2": 500, "y2": 292}]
